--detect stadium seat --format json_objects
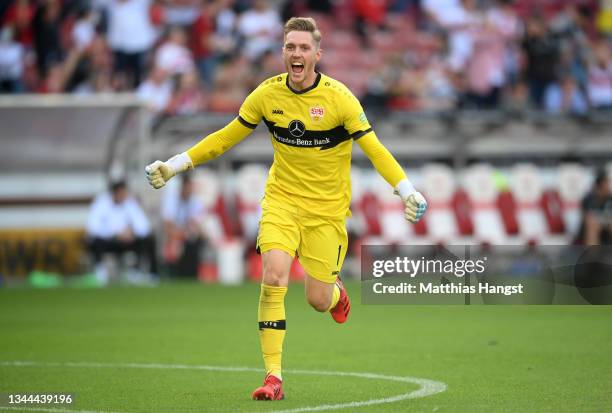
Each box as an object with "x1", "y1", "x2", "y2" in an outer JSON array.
[
  {"x1": 371, "y1": 174, "x2": 419, "y2": 243},
  {"x1": 540, "y1": 189, "x2": 565, "y2": 234},
  {"x1": 348, "y1": 167, "x2": 367, "y2": 237},
  {"x1": 452, "y1": 189, "x2": 475, "y2": 237},
  {"x1": 326, "y1": 31, "x2": 361, "y2": 51},
  {"x1": 496, "y1": 191, "x2": 519, "y2": 236},
  {"x1": 509, "y1": 164, "x2": 548, "y2": 242},
  {"x1": 557, "y1": 163, "x2": 591, "y2": 238},
  {"x1": 421, "y1": 164, "x2": 458, "y2": 242},
  {"x1": 461, "y1": 164, "x2": 507, "y2": 244},
  {"x1": 355, "y1": 51, "x2": 385, "y2": 70},
  {"x1": 371, "y1": 32, "x2": 403, "y2": 53},
  {"x1": 358, "y1": 192, "x2": 383, "y2": 237},
  {"x1": 191, "y1": 169, "x2": 230, "y2": 242},
  {"x1": 235, "y1": 164, "x2": 267, "y2": 241}
]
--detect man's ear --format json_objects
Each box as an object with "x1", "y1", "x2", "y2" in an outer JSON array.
[{"x1": 316, "y1": 48, "x2": 322, "y2": 62}]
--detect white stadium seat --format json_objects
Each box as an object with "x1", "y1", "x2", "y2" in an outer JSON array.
[
  {"x1": 422, "y1": 163, "x2": 458, "y2": 242},
  {"x1": 236, "y1": 164, "x2": 267, "y2": 241},
  {"x1": 462, "y1": 164, "x2": 507, "y2": 244},
  {"x1": 557, "y1": 163, "x2": 591, "y2": 238},
  {"x1": 192, "y1": 169, "x2": 226, "y2": 243},
  {"x1": 510, "y1": 164, "x2": 548, "y2": 242}
]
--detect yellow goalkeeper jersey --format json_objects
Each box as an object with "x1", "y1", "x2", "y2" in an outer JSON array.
[{"x1": 238, "y1": 72, "x2": 372, "y2": 218}]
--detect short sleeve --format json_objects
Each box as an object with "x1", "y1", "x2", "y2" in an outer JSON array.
[
  {"x1": 238, "y1": 84, "x2": 265, "y2": 128},
  {"x1": 338, "y1": 87, "x2": 372, "y2": 139}
]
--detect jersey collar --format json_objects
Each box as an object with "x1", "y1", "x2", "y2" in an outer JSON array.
[{"x1": 285, "y1": 72, "x2": 321, "y2": 95}]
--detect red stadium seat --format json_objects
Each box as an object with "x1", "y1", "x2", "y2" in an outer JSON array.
[
  {"x1": 540, "y1": 190, "x2": 565, "y2": 234},
  {"x1": 326, "y1": 31, "x2": 361, "y2": 51},
  {"x1": 497, "y1": 191, "x2": 519, "y2": 235},
  {"x1": 451, "y1": 189, "x2": 474, "y2": 236},
  {"x1": 358, "y1": 192, "x2": 382, "y2": 237}
]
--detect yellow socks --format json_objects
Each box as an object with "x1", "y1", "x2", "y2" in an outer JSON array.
[
  {"x1": 328, "y1": 283, "x2": 341, "y2": 311},
  {"x1": 258, "y1": 284, "x2": 287, "y2": 380}
]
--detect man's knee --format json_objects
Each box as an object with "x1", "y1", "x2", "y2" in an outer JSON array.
[
  {"x1": 307, "y1": 293, "x2": 331, "y2": 312},
  {"x1": 263, "y1": 267, "x2": 286, "y2": 287},
  {"x1": 262, "y1": 252, "x2": 291, "y2": 287}
]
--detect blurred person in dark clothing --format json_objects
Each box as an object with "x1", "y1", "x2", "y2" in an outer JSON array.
[
  {"x1": 522, "y1": 15, "x2": 560, "y2": 109},
  {"x1": 281, "y1": 0, "x2": 333, "y2": 22},
  {"x1": 575, "y1": 170, "x2": 612, "y2": 245},
  {"x1": 550, "y1": 4, "x2": 591, "y2": 92},
  {"x1": 33, "y1": 0, "x2": 63, "y2": 77}
]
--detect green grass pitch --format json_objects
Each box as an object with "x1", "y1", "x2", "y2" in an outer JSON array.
[{"x1": 1, "y1": 281, "x2": 611, "y2": 412}]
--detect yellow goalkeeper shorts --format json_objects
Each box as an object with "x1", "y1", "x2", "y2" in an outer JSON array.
[{"x1": 256, "y1": 205, "x2": 348, "y2": 284}]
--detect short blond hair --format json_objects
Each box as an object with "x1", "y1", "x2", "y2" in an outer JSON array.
[{"x1": 284, "y1": 17, "x2": 322, "y2": 48}]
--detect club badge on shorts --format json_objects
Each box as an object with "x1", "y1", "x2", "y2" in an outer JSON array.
[{"x1": 309, "y1": 105, "x2": 325, "y2": 121}]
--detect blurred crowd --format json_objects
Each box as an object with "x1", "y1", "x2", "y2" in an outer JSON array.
[{"x1": 0, "y1": 0, "x2": 611, "y2": 114}]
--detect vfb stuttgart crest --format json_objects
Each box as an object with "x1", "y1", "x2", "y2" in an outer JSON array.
[{"x1": 309, "y1": 105, "x2": 325, "y2": 121}]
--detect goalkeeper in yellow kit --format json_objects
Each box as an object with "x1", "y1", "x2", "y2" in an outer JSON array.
[{"x1": 145, "y1": 17, "x2": 427, "y2": 401}]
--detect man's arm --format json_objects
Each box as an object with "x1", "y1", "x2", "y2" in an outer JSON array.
[
  {"x1": 355, "y1": 131, "x2": 405, "y2": 188},
  {"x1": 356, "y1": 132, "x2": 427, "y2": 223},
  {"x1": 86, "y1": 195, "x2": 107, "y2": 238},
  {"x1": 145, "y1": 117, "x2": 254, "y2": 189}
]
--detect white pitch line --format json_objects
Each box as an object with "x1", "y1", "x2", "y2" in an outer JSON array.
[{"x1": 0, "y1": 361, "x2": 447, "y2": 413}]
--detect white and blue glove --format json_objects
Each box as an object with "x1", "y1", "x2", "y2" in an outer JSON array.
[
  {"x1": 145, "y1": 152, "x2": 193, "y2": 189},
  {"x1": 394, "y1": 179, "x2": 428, "y2": 224}
]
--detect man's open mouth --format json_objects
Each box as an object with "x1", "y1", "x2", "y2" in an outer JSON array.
[{"x1": 291, "y1": 62, "x2": 304, "y2": 74}]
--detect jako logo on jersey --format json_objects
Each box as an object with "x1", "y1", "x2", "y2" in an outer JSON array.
[
  {"x1": 309, "y1": 105, "x2": 325, "y2": 121},
  {"x1": 272, "y1": 109, "x2": 283, "y2": 115},
  {"x1": 288, "y1": 120, "x2": 306, "y2": 137}
]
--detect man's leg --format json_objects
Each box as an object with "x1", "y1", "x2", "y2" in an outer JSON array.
[
  {"x1": 253, "y1": 206, "x2": 300, "y2": 399},
  {"x1": 299, "y1": 218, "x2": 350, "y2": 322},
  {"x1": 304, "y1": 272, "x2": 348, "y2": 324},
  {"x1": 259, "y1": 249, "x2": 292, "y2": 378},
  {"x1": 252, "y1": 249, "x2": 292, "y2": 400},
  {"x1": 87, "y1": 237, "x2": 122, "y2": 284},
  {"x1": 304, "y1": 275, "x2": 336, "y2": 312},
  {"x1": 132, "y1": 235, "x2": 158, "y2": 275}
]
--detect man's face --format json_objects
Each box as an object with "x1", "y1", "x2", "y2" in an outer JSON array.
[
  {"x1": 112, "y1": 187, "x2": 128, "y2": 204},
  {"x1": 283, "y1": 31, "x2": 321, "y2": 89}
]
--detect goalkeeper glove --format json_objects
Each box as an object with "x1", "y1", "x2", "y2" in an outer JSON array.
[
  {"x1": 394, "y1": 179, "x2": 428, "y2": 224},
  {"x1": 145, "y1": 152, "x2": 193, "y2": 189}
]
